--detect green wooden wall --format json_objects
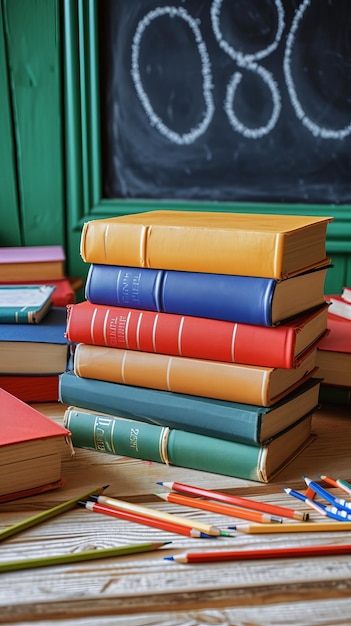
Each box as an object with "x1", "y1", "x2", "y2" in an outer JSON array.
[{"x1": 1, "y1": 0, "x2": 351, "y2": 295}]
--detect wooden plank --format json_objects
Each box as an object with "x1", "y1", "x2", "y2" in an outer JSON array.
[
  {"x1": 0, "y1": 1, "x2": 20, "y2": 245},
  {"x1": 3, "y1": 0, "x2": 64, "y2": 246}
]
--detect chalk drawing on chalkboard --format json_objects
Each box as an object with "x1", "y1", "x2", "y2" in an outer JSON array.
[
  {"x1": 98, "y1": 0, "x2": 351, "y2": 204},
  {"x1": 284, "y1": 0, "x2": 351, "y2": 139},
  {"x1": 131, "y1": 6, "x2": 215, "y2": 145}
]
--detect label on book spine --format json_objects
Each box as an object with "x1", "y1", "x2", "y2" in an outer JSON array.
[{"x1": 65, "y1": 409, "x2": 164, "y2": 463}]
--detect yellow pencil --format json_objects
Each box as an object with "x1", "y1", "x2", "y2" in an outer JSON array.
[
  {"x1": 234, "y1": 521, "x2": 351, "y2": 534},
  {"x1": 89, "y1": 494, "x2": 229, "y2": 536}
]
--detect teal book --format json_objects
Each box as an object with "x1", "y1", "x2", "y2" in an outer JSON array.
[
  {"x1": 59, "y1": 371, "x2": 321, "y2": 446},
  {"x1": 63, "y1": 406, "x2": 314, "y2": 483},
  {"x1": 0, "y1": 285, "x2": 55, "y2": 323}
]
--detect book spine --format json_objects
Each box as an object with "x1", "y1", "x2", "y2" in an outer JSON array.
[
  {"x1": 64, "y1": 407, "x2": 262, "y2": 481},
  {"x1": 66, "y1": 301, "x2": 295, "y2": 367},
  {"x1": 80, "y1": 219, "x2": 281, "y2": 278},
  {"x1": 73, "y1": 343, "x2": 270, "y2": 405},
  {"x1": 85, "y1": 264, "x2": 276, "y2": 326},
  {"x1": 0, "y1": 309, "x2": 33, "y2": 323},
  {"x1": 59, "y1": 372, "x2": 262, "y2": 445}
]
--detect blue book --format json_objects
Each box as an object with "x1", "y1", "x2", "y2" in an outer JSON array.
[
  {"x1": 0, "y1": 307, "x2": 70, "y2": 375},
  {"x1": 59, "y1": 371, "x2": 321, "y2": 446},
  {"x1": 85, "y1": 264, "x2": 327, "y2": 325}
]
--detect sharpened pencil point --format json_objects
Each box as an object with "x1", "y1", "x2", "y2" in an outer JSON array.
[
  {"x1": 227, "y1": 526, "x2": 236, "y2": 530},
  {"x1": 163, "y1": 556, "x2": 175, "y2": 560}
]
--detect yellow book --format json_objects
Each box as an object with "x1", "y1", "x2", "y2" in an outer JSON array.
[
  {"x1": 80, "y1": 211, "x2": 332, "y2": 279},
  {"x1": 73, "y1": 344, "x2": 318, "y2": 406}
]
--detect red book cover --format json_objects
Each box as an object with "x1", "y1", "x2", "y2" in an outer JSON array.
[
  {"x1": 318, "y1": 313, "x2": 351, "y2": 354},
  {"x1": 0, "y1": 387, "x2": 69, "y2": 446},
  {"x1": 66, "y1": 300, "x2": 328, "y2": 369}
]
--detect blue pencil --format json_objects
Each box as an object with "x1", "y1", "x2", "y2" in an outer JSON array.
[
  {"x1": 303, "y1": 476, "x2": 351, "y2": 513},
  {"x1": 283, "y1": 488, "x2": 349, "y2": 522}
]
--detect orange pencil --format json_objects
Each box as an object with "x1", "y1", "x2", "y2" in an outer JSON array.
[
  {"x1": 320, "y1": 475, "x2": 351, "y2": 495},
  {"x1": 155, "y1": 491, "x2": 282, "y2": 524},
  {"x1": 157, "y1": 480, "x2": 307, "y2": 521}
]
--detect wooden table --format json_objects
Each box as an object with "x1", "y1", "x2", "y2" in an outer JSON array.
[{"x1": 1, "y1": 402, "x2": 351, "y2": 625}]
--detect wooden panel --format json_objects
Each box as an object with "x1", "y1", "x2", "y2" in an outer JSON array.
[
  {"x1": 3, "y1": 0, "x2": 64, "y2": 246},
  {"x1": 0, "y1": 2, "x2": 20, "y2": 245}
]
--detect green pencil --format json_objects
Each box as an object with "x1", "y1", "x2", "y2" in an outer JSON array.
[
  {"x1": 0, "y1": 485, "x2": 108, "y2": 543},
  {"x1": 0, "y1": 541, "x2": 168, "y2": 572}
]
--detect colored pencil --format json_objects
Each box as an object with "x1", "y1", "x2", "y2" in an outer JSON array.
[
  {"x1": 164, "y1": 544, "x2": 351, "y2": 563},
  {"x1": 324, "y1": 505, "x2": 351, "y2": 521},
  {"x1": 284, "y1": 488, "x2": 350, "y2": 522},
  {"x1": 78, "y1": 500, "x2": 213, "y2": 538},
  {"x1": 155, "y1": 491, "x2": 282, "y2": 524},
  {"x1": 303, "y1": 476, "x2": 351, "y2": 512},
  {"x1": 320, "y1": 475, "x2": 351, "y2": 496},
  {"x1": 0, "y1": 541, "x2": 168, "y2": 573},
  {"x1": 0, "y1": 485, "x2": 109, "y2": 544},
  {"x1": 89, "y1": 494, "x2": 230, "y2": 537},
  {"x1": 232, "y1": 521, "x2": 351, "y2": 533},
  {"x1": 157, "y1": 480, "x2": 307, "y2": 521}
]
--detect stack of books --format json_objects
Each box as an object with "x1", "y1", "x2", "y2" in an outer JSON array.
[
  {"x1": 0, "y1": 245, "x2": 74, "y2": 401},
  {"x1": 60, "y1": 210, "x2": 332, "y2": 482},
  {"x1": 317, "y1": 295, "x2": 351, "y2": 406}
]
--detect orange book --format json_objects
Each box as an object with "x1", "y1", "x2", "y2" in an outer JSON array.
[
  {"x1": 80, "y1": 210, "x2": 332, "y2": 279},
  {"x1": 0, "y1": 388, "x2": 70, "y2": 498},
  {"x1": 73, "y1": 344, "x2": 318, "y2": 406},
  {"x1": 0, "y1": 245, "x2": 65, "y2": 281}
]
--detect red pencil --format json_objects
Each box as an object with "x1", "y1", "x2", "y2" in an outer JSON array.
[
  {"x1": 157, "y1": 481, "x2": 307, "y2": 521},
  {"x1": 78, "y1": 500, "x2": 213, "y2": 538},
  {"x1": 165, "y1": 544, "x2": 351, "y2": 563},
  {"x1": 156, "y1": 491, "x2": 282, "y2": 524}
]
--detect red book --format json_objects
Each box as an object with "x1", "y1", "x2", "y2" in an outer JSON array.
[
  {"x1": 0, "y1": 374, "x2": 59, "y2": 402},
  {"x1": 316, "y1": 313, "x2": 351, "y2": 387},
  {"x1": 66, "y1": 301, "x2": 328, "y2": 369},
  {"x1": 0, "y1": 388, "x2": 70, "y2": 498}
]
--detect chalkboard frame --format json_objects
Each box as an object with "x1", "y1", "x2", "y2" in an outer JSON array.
[{"x1": 62, "y1": 0, "x2": 351, "y2": 279}]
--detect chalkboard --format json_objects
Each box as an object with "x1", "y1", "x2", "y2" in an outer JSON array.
[{"x1": 98, "y1": 0, "x2": 351, "y2": 205}]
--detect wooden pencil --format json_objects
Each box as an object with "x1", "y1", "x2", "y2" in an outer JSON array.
[
  {"x1": 157, "y1": 480, "x2": 307, "y2": 521},
  {"x1": 155, "y1": 491, "x2": 282, "y2": 524},
  {"x1": 164, "y1": 544, "x2": 351, "y2": 563}
]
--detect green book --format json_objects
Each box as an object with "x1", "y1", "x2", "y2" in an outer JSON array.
[
  {"x1": 0, "y1": 285, "x2": 55, "y2": 323},
  {"x1": 64, "y1": 407, "x2": 315, "y2": 483}
]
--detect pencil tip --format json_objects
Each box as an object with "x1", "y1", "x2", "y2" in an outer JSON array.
[
  {"x1": 102, "y1": 484, "x2": 110, "y2": 490},
  {"x1": 163, "y1": 556, "x2": 174, "y2": 560},
  {"x1": 156, "y1": 481, "x2": 163, "y2": 485},
  {"x1": 220, "y1": 530, "x2": 235, "y2": 537},
  {"x1": 227, "y1": 526, "x2": 236, "y2": 530},
  {"x1": 76, "y1": 500, "x2": 86, "y2": 507}
]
